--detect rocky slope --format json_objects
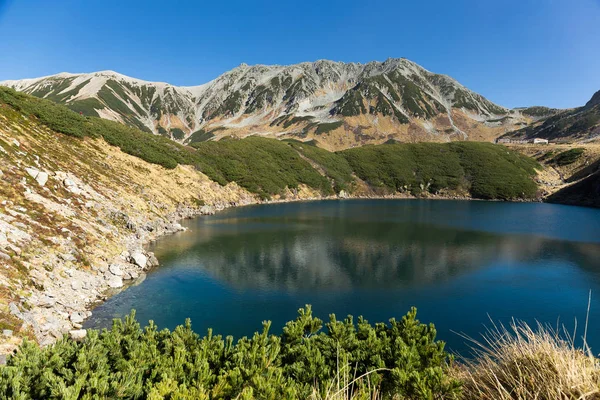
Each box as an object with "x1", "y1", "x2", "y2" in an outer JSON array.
[
  {"x1": 501, "y1": 90, "x2": 600, "y2": 143},
  {"x1": 0, "y1": 99, "x2": 268, "y2": 354},
  {"x1": 0, "y1": 59, "x2": 535, "y2": 150}
]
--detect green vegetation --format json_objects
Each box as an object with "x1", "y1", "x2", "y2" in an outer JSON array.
[
  {"x1": 287, "y1": 141, "x2": 354, "y2": 192},
  {"x1": 170, "y1": 128, "x2": 186, "y2": 141},
  {"x1": 0, "y1": 87, "x2": 540, "y2": 201},
  {"x1": 314, "y1": 121, "x2": 344, "y2": 135},
  {"x1": 341, "y1": 142, "x2": 539, "y2": 199},
  {"x1": 0, "y1": 86, "x2": 195, "y2": 169},
  {"x1": 65, "y1": 98, "x2": 103, "y2": 117},
  {"x1": 192, "y1": 137, "x2": 332, "y2": 199},
  {"x1": 551, "y1": 148, "x2": 585, "y2": 166},
  {"x1": 520, "y1": 106, "x2": 558, "y2": 117},
  {"x1": 0, "y1": 307, "x2": 459, "y2": 399},
  {"x1": 186, "y1": 129, "x2": 215, "y2": 144}
]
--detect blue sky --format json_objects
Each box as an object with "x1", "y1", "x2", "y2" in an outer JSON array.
[{"x1": 0, "y1": 0, "x2": 598, "y2": 108}]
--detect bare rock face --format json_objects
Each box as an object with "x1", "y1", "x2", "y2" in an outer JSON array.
[{"x1": 69, "y1": 329, "x2": 87, "y2": 341}]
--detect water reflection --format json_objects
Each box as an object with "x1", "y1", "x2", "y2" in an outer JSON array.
[{"x1": 87, "y1": 200, "x2": 600, "y2": 353}]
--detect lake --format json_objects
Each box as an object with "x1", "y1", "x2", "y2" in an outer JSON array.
[{"x1": 85, "y1": 199, "x2": 600, "y2": 355}]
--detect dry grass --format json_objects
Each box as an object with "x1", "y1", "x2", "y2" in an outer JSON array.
[
  {"x1": 453, "y1": 316, "x2": 600, "y2": 400},
  {"x1": 308, "y1": 363, "x2": 387, "y2": 400}
]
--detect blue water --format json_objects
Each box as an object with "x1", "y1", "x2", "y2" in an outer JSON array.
[{"x1": 85, "y1": 199, "x2": 600, "y2": 356}]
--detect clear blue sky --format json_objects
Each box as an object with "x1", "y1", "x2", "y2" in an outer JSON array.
[{"x1": 0, "y1": 0, "x2": 598, "y2": 109}]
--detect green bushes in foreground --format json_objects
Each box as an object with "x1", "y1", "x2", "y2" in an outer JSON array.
[{"x1": 0, "y1": 307, "x2": 460, "y2": 399}]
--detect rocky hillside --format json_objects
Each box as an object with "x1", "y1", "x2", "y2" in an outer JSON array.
[
  {"x1": 0, "y1": 91, "x2": 263, "y2": 354},
  {"x1": 501, "y1": 90, "x2": 600, "y2": 143},
  {"x1": 0, "y1": 85, "x2": 559, "y2": 355},
  {"x1": 1, "y1": 59, "x2": 535, "y2": 150}
]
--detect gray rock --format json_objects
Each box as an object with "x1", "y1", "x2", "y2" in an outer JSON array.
[
  {"x1": 60, "y1": 253, "x2": 76, "y2": 262},
  {"x1": 69, "y1": 329, "x2": 87, "y2": 341},
  {"x1": 8, "y1": 302, "x2": 20, "y2": 317},
  {"x1": 0, "y1": 354, "x2": 6, "y2": 365},
  {"x1": 2, "y1": 329, "x2": 13, "y2": 337},
  {"x1": 37, "y1": 295, "x2": 56, "y2": 308},
  {"x1": 70, "y1": 312, "x2": 85, "y2": 324},
  {"x1": 108, "y1": 264, "x2": 123, "y2": 276},
  {"x1": 106, "y1": 275, "x2": 123, "y2": 288},
  {"x1": 146, "y1": 253, "x2": 159, "y2": 268},
  {"x1": 130, "y1": 252, "x2": 147, "y2": 269}
]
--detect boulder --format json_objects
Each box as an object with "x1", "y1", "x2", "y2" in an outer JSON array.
[
  {"x1": 108, "y1": 264, "x2": 123, "y2": 276},
  {"x1": 69, "y1": 329, "x2": 87, "y2": 341},
  {"x1": 106, "y1": 275, "x2": 123, "y2": 288},
  {"x1": 200, "y1": 205, "x2": 216, "y2": 215},
  {"x1": 25, "y1": 167, "x2": 49, "y2": 187},
  {"x1": 71, "y1": 280, "x2": 82, "y2": 290},
  {"x1": 338, "y1": 190, "x2": 349, "y2": 199},
  {"x1": 146, "y1": 253, "x2": 159, "y2": 268},
  {"x1": 2, "y1": 329, "x2": 13, "y2": 337},
  {"x1": 130, "y1": 252, "x2": 147, "y2": 269},
  {"x1": 70, "y1": 312, "x2": 85, "y2": 324}
]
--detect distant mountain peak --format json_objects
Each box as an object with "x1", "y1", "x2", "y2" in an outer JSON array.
[
  {"x1": 1, "y1": 58, "x2": 525, "y2": 149},
  {"x1": 585, "y1": 90, "x2": 600, "y2": 108}
]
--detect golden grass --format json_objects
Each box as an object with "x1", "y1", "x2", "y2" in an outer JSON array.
[{"x1": 453, "y1": 317, "x2": 600, "y2": 400}]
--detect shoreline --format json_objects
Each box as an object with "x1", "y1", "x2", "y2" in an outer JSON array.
[{"x1": 4, "y1": 190, "x2": 547, "y2": 355}]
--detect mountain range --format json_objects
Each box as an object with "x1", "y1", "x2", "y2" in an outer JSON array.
[{"x1": 1, "y1": 58, "x2": 551, "y2": 149}]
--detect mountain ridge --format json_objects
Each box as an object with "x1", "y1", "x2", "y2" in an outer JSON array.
[{"x1": 0, "y1": 58, "x2": 537, "y2": 149}]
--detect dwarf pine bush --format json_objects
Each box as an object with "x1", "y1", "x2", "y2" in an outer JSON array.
[{"x1": 0, "y1": 306, "x2": 460, "y2": 399}]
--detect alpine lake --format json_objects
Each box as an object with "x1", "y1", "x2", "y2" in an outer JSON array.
[{"x1": 85, "y1": 199, "x2": 600, "y2": 355}]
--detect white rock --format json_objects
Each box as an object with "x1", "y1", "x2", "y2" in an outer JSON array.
[
  {"x1": 25, "y1": 167, "x2": 49, "y2": 187},
  {"x1": 130, "y1": 252, "x2": 147, "y2": 268},
  {"x1": 71, "y1": 280, "x2": 82, "y2": 290},
  {"x1": 106, "y1": 275, "x2": 123, "y2": 288},
  {"x1": 69, "y1": 329, "x2": 87, "y2": 341},
  {"x1": 70, "y1": 312, "x2": 85, "y2": 324},
  {"x1": 108, "y1": 264, "x2": 123, "y2": 276},
  {"x1": 2, "y1": 329, "x2": 13, "y2": 337},
  {"x1": 63, "y1": 178, "x2": 75, "y2": 187}
]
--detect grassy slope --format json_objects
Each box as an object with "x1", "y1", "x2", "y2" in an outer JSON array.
[{"x1": 0, "y1": 86, "x2": 540, "y2": 201}]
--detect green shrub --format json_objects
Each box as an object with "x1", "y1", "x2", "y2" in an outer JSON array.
[
  {"x1": 341, "y1": 142, "x2": 539, "y2": 199},
  {"x1": 0, "y1": 307, "x2": 460, "y2": 399},
  {"x1": 551, "y1": 148, "x2": 585, "y2": 166},
  {"x1": 287, "y1": 141, "x2": 355, "y2": 192},
  {"x1": 315, "y1": 121, "x2": 344, "y2": 135},
  {"x1": 192, "y1": 137, "x2": 333, "y2": 198}
]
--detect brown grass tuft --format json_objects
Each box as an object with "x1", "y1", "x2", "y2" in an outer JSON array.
[{"x1": 453, "y1": 318, "x2": 600, "y2": 400}]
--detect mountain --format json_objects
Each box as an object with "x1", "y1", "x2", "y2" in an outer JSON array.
[
  {"x1": 0, "y1": 59, "x2": 534, "y2": 149},
  {"x1": 501, "y1": 90, "x2": 600, "y2": 143}
]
